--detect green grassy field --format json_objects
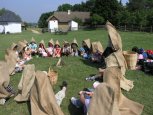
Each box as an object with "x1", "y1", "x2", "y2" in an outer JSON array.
[{"x1": 0, "y1": 29, "x2": 153, "y2": 115}]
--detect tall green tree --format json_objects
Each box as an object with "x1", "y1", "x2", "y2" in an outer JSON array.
[
  {"x1": 57, "y1": 4, "x2": 72, "y2": 11},
  {"x1": 90, "y1": 14, "x2": 104, "y2": 26},
  {"x1": 38, "y1": 12, "x2": 53, "y2": 28},
  {"x1": 127, "y1": 0, "x2": 153, "y2": 11},
  {"x1": 92, "y1": 0, "x2": 121, "y2": 23},
  {"x1": 147, "y1": 10, "x2": 153, "y2": 26}
]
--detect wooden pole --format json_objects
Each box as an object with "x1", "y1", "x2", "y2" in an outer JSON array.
[{"x1": 124, "y1": 25, "x2": 126, "y2": 31}]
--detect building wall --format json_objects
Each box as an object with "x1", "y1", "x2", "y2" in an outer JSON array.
[
  {"x1": 69, "y1": 21, "x2": 78, "y2": 31},
  {"x1": 58, "y1": 22, "x2": 69, "y2": 31},
  {"x1": 0, "y1": 25, "x2": 4, "y2": 33},
  {"x1": 4, "y1": 22, "x2": 21, "y2": 34},
  {"x1": 48, "y1": 20, "x2": 58, "y2": 32}
]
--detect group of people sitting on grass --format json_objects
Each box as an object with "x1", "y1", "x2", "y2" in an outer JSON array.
[
  {"x1": 29, "y1": 37, "x2": 104, "y2": 63},
  {"x1": 12, "y1": 36, "x2": 103, "y2": 63},
  {"x1": 0, "y1": 21, "x2": 144, "y2": 115},
  {"x1": 132, "y1": 46, "x2": 153, "y2": 75}
]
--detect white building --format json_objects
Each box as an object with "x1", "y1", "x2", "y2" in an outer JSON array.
[
  {"x1": 69, "y1": 21, "x2": 78, "y2": 31},
  {"x1": 0, "y1": 10, "x2": 22, "y2": 34},
  {"x1": 47, "y1": 11, "x2": 90, "y2": 33},
  {"x1": 48, "y1": 20, "x2": 58, "y2": 33}
]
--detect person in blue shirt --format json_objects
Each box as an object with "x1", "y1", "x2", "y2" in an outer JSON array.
[{"x1": 29, "y1": 37, "x2": 37, "y2": 56}]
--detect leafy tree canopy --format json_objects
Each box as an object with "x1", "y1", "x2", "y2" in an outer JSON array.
[
  {"x1": 38, "y1": 11, "x2": 53, "y2": 28},
  {"x1": 57, "y1": 4, "x2": 73, "y2": 11}
]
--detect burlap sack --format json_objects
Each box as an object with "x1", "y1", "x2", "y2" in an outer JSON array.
[
  {"x1": 91, "y1": 42, "x2": 98, "y2": 53},
  {"x1": 123, "y1": 51, "x2": 138, "y2": 70},
  {"x1": 48, "y1": 68, "x2": 58, "y2": 86},
  {"x1": 103, "y1": 67, "x2": 143, "y2": 115},
  {"x1": 83, "y1": 39, "x2": 91, "y2": 49},
  {"x1": 91, "y1": 41, "x2": 103, "y2": 53},
  {"x1": 97, "y1": 41, "x2": 103, "y2": 53},
  {"x1": 72, "y1": 38, "x2": 78, "y2": 47},
  {"x1": 14, "y1": 64, "x2": 35, "y2": 102},
  {"x1": 105, "y1": 50, "x2": 133, "y2": 91},
  {"x1": 30, "y1": 71, "x2": 64, "y2": 115},
  {"x1": 23, "y1": 40, "x2": 28, "y2": 44},
  {"x1": 49, "y1": 39, "x2": 54, "y2": 45},
  {"x1": 106, "y1": 21, "x2": 122, "y2": 51},
  {"x1": 0, "y1": 61, "x2": 11, "y2": 98},
  {"x1": 55, "y1": 40, "x2": 60, "y2": 46},
  {"x1": 88, "y1": 83, "x2": 120, "y2": 115},
  {"x1": 89, "y1": 67, "x2": 143, "y2": 115},
  {"x1": 5, "y1": 49, "x2": 18, "y2": 75},
  {"x1": 5, "y1": 48, "x2": 18, "y2": 61},
  {"x1": 17, "y1": 41, "x2": 27, "y2": 52},
  {"x1": 31, "y1": 37, "x2": 36, "y2": 42},
  {"x1": 11, "y1": 42, "x2": 17, "y2": 50},
  {"x1": 63, "y1": 40, "x2": 69, "y2": 45},
  {"x1": 40, "y1": 40, "x2": 45, "y2": 46}
]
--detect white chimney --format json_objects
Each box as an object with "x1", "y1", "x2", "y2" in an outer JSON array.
[{"x1": 68, "y1": 10, "x2": 71, "y2": 15}]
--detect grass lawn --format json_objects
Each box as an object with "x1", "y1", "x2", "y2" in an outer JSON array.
[{"x1": 0, "y1": 29, "x2": 153, "y2": 115}]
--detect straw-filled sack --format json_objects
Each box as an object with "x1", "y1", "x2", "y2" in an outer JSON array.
[
  {"x1": 123, "y1": 51, "x2": 137, "y2": 70},
  {"x1": 91, "y1": 41, "x2": 103, "y2": 53},
  {"x1": 5, "y1": 49, "x2": 18, "y2": 75},
  {"x1": 83, "y1": 39, "x2": 91, "y2": 49},
  {"x1": 14, "y1": 64, "x2": 35, "y2": 102},
  {"x1": 17, "y1": 41, "x2": 27, "y2": 52},
  {"x1": 48, "y1": 68, "x2": 58, "y2": 86},
  {"x1": 0, "y1": 61, "x2": 11, "y2": 99}
]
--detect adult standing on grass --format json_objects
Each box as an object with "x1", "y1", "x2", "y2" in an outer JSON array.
[{"x1": 88, "y1": 21, "x2": 144, "y2": 115}]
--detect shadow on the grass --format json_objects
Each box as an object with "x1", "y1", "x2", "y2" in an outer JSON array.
[
  {"x1": 80, "y1": 58, "x2": 106, "y2": 69},
  {"x1": 68, "y1": 102, "x2": 84, "y2": 115},
  {"x1": 27, "y1": 101, "x2": 31, "y2": 115},
  {"x1": 14, "y1": 101, "x2": 31, "y2": 115}
]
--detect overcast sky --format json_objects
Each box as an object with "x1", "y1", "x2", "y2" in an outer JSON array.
[{"x1": 0, "y1": 0, "x2": 128, "y2": 23}]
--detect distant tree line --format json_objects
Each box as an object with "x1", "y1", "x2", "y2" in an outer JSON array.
[{"x1": 38, "y1": 0, "x2": 153, "y2": 29}]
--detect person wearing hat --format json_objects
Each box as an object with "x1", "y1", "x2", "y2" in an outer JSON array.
[
  {"x1": 61, "y1": 40, "x2": 71, "y2": 56},
  {"x1": 71, "y1": 81, "x2": 100, "y2": 114},
  {"x1": 10, "y1": 42, "x2": 19, "y2": 58},
  {"x1": 91, "y1": 41, "x2": 103, "y2": 63},
  {"x1": 38, "y1": 40, "x2": 48, "y2": 57},
  {"x1": 87, "y1": 21, "x2": 144, "y2": 115},
  {"x1": 53, "y1": 40, "x2": 61, "y2": 58},
  {"x1": 29, "y1": 37, "x2": 37, "y2": 56},
  {"x1": 46, "y1": 39, "x2": 54, "y2": 57},
  {"x1": 22, "y1": 46, "x2": 32, "y2": 61},
  {"x1": 80, "y1": 39, "x2": 91, "y2": 59},
  {"x1": 71, "y1": 38, "x2": 79, "y2": 56}
]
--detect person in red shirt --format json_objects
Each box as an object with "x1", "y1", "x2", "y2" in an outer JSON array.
[{"x1": 53, "y1": 40, "x2": 61, "y2": 58}]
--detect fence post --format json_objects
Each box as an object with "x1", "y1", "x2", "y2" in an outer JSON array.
[
  {"x1": 132, "y1": 25, "x2": 133, "y2": 31},
  {"x1": 124, "y1": 25, "x2": 126, "y2": 31},
  {"x1": 140, "y1": 25, "x2": 143, "y2": 32}
]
